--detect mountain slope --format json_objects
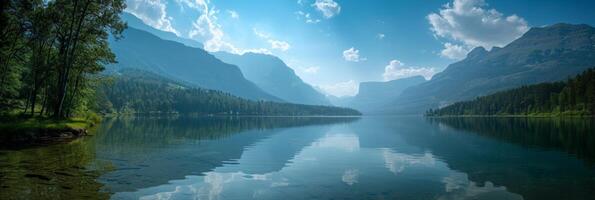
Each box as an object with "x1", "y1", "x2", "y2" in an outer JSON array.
[
  {"x1": 213, "y1": 52, "x2": 331, "y2": 105},
  {"x1": 390, "y1": 23, "x2": 595, "y2": 114},
  {"x1": 96, "y1": 68, "x2": 361, "y2": 116},
  {"x1": 427, "y1": 68, "x2": 595, "y2": 116},
  {"x1": 108, "y1": 27, "x2": 280, "y2": 101},
  {"x1": 121, "y1": 12, "x2": 203, "y2": 48},
  {"x1": 349, "y1": 76, "x2": 426, "y2": 112}
]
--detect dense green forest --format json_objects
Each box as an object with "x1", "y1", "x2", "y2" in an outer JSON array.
[
  {"x1": 0, "y1": 0, "x2": 126, "y2": 118},
  {"x1": 427, "y1": 68, "x2": 595, "y2": 116},
  {"x1": 96, "y1": 69, "x2": 361, "y2": 116}
]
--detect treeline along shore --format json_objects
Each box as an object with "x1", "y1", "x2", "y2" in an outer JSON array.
[{"x1": 426, "y1": 68, "x2": 595, "y2": 117}]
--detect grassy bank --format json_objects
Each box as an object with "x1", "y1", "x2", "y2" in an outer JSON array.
[{"x1": 0, "y1": 113, "x2": 101, "y2": 148}]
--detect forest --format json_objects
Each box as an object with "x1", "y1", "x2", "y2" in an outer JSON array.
[
  {"x1": 0, "y1": 0, "x2": 359, "y2": 122},
  {"x1": 0, "y1": 0, "x2": 126, "y2": 119},
  {"x1": 96, "y1": 69, "x2": 361, "y2": 116},
  {"x1": 427, "y1": 68, "x2": 595, "y2": 116}
]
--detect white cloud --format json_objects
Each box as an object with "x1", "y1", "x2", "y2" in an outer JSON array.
[
  {"x1": 227, "y1": 10, "x2": 239, "y2": 19},
  {"x1": 377, "y1": 33, "x2": 385, "y2": 40},
  {"x1": 428, "y1": 0, "x2": 529, "y2": 58},
  {"x1": 125, "y1": 0, "x2": 179, "y2": 35},
  {"x1": 182, "y1": 0, "x2": 267, "y2": 54},
  {"x1": 312, "y1": 0, "x2": 341, "y2": 19},
  {"x1": 343, "y1": 47, "x2": 366, "y2": 62},
  {"x1": 253, "y1": 28, "x2": 291, "y2": 52},
  {"x1": 184, "y1": 0, "x2": 239, "y2": 52},
  {"x1": 382, "y1": 60, "x2": 437, "y2": 81},
  {"x1": 317, "y1": 80, "x2": 359, "y2": 97},
  {"x1": 440, "y1": 43, "x2": 471, "y2": 60}
]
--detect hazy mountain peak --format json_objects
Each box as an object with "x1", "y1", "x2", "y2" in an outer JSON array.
[
  {"x1": 213, "y1": 51, "x2": 331, "y2": 105},
  {"x1": 345, "y1": 76, "x2": 427, "y2": 112}
]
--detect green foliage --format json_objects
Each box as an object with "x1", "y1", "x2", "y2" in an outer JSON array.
[
  {"x1": 0, "y1": 0, "x2": 126, "y2": 119},
  {"x1": 98, "y1": 69, "x2": 361, "y2": 116},
  {"x1": 427, "y1": 68, "x2": 595, "y2": 116}
]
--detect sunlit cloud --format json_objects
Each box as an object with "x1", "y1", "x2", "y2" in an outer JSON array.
[
  {"x1": 440, "y1": 43, "x2": 471, "y2": 60},
  {"x1": 382, "y1": 60, "x2": 437, "y2": 81},
  {"x1": 125, "y1": 0, "x2": 179, "y2": 35},
  {"x1": 428, "y1": 0, "x2": 529, "y2": 59},
  {"x1": 180, "y1": 0, "x2": 271, "y2": 54},
  {"x1": 312, "y1": 0, "x2": 341, "y2": 19},
  {"x1": 343, "y1": 47, "x2": 366, "y2": 62}
]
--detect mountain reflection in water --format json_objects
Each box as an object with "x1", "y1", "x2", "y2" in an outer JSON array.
[{"x1": 1, "y1": 116, "x2": 594, "y2": 200}]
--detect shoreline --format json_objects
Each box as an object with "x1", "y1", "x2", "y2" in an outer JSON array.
[
  {"x1": 0, "y1": 117, "x2": 98, "y2": 149},
  {"x1": 425, "y1": 114, "x2": 595, "y2": 118}
]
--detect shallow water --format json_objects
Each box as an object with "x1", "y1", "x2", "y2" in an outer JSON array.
[{"x1": 1, "y1": 116, "x2": 595, "y2": 200}]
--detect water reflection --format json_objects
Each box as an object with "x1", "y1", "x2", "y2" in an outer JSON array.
[
  {"x1": 111, "y1": 118, "x2": 524, "y2": 200},
  {"x1": 94, "y1": 116, "x2": 359, "y2": 193},
  {"x1": 429, "y1": 117, "x2": 595, "y2": 164},
  {"x1": 1, "y1": 116, "x2": 595, "y2": 200}
]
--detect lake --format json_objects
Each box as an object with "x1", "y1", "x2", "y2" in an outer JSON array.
[{"x1": 1, "y1": 116, "x2": 594, "y2": 200}]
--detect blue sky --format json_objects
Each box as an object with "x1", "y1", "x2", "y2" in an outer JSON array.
[{"x1": 125, "y1": 0, "x2": 595, "y2": 97}]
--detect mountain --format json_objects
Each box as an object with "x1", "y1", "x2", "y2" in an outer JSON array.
[
  {"x1": 96, "y1": 68, "x2": 361, "y2": 116},
  {"x1": 213, "y1": 52, "x2": 331, "y2": 105},
  {"x1": 349, "y1": 76, "x2": 426, "y2": 112},
  {"x1": 108, "y1": 27, "x2": 280, "y2": 101},
  {"x1": 427, "y1": 68, "x2": 595, "y2": 116},
  {"x1": 389, "y1": 23, "x2": 595, "y2": 114},
  {"x1": 121, "y1": 12, "x2": 203, "y2": 48}
]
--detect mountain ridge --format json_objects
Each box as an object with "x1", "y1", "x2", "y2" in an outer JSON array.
[
  {"x1": 387, "y1": 23, "x2": 595, "y2": 114},
  {"x1": 108, "y1": 27, "x2": 281, "y2": 102},
  {"x1": 213, "y1": 51, "x2": 331, "y2": 106}
]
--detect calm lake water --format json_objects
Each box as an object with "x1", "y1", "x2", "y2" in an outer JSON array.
[{"x1": 1, "y1": 116, "x2": 595, "y2": 200}]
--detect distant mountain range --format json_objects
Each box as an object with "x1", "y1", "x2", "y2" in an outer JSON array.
[
  {"x1": 108, "y1": 27, "x2": 280, "y2": 101},
  {"x1": 213, "y1": 52, "x2": 331, "y2": 105},
  {"x1": 383, "y1": 23, "x2": 595, "y2": 114},
  {"x1": 349, "y1": 76, "x2": 426, "y2": 112},
  {"x1": 97, "y1": 68, "x2": 360, "y2": 115},
  {"x1": 113, "y1": 13, "x2": 332, "y2": 105},
  {"x1": 117, "y1": 14, "x2": 595, "y2": 115}
]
